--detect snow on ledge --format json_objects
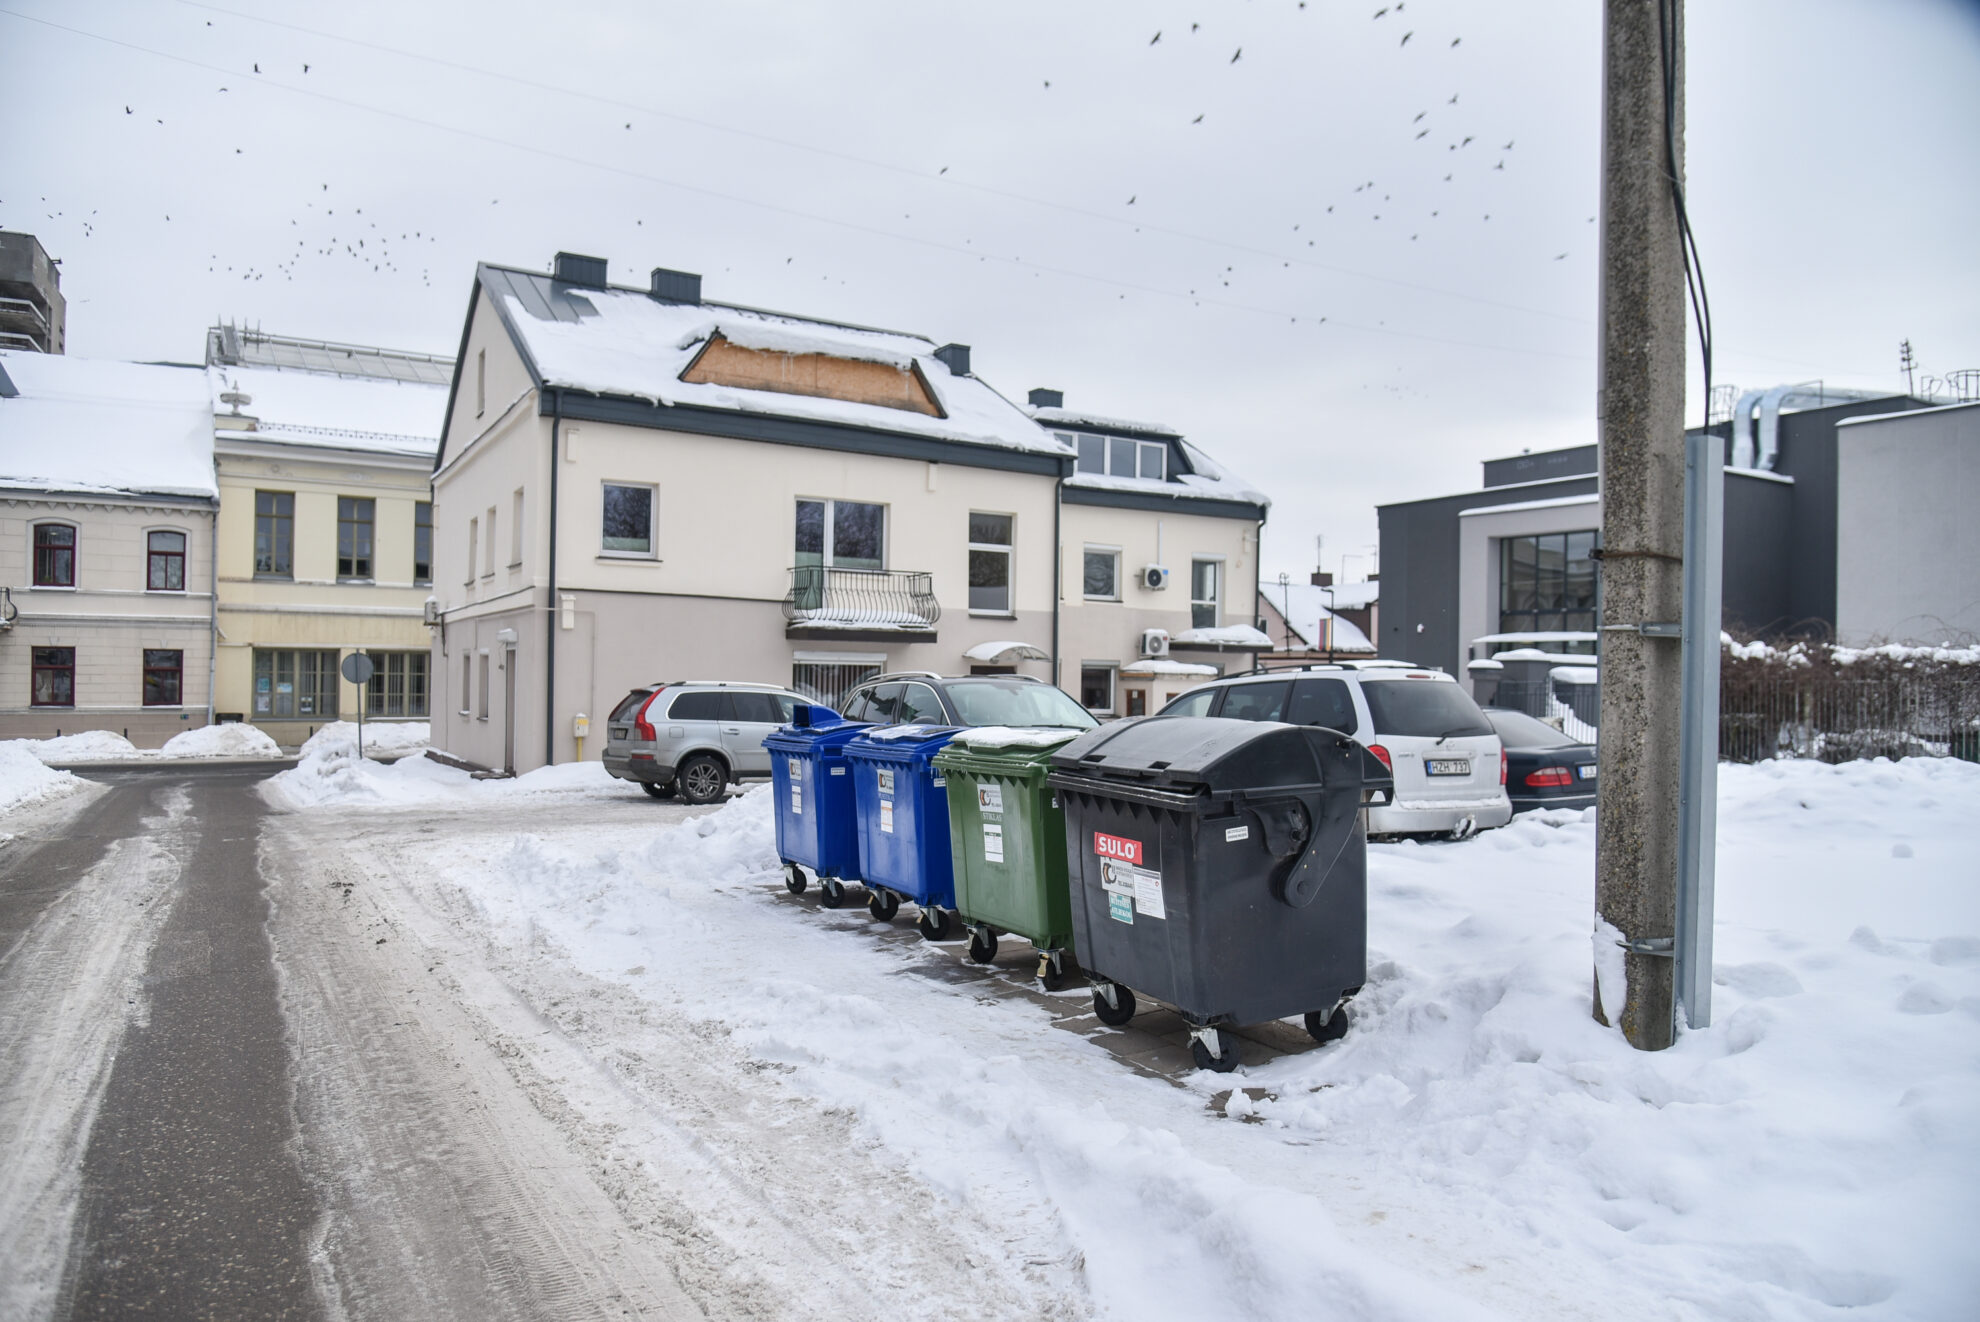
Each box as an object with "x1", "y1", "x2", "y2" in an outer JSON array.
[
  {"x1": 1172, "y1": 624, "x2": 1273, "y2": 648},
  {"x1": 948, "y1": 726, "x2": 1083, "y2": 750},
  {"x1": 963, "y1": 640, "x2": 1050, "y2": 663}
]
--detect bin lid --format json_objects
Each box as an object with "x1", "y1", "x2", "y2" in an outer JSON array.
[
  {"x1": 844, "y1": 724, "x2": 964, "y2": 763},
  {"x1": 934, "y1": 726, "x2": 1084, "y2": 773},
  {"x1": 763, "y1": 703, "x2": 872, "y2": 752},
  {"x1": 1048, "y1": 716, "x2": 1365, "y2": 794}
]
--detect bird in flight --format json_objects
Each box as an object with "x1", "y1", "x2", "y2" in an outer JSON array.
[
  {"x1": 1461, "y1": 135, "x2": 1474, "y2": 146},
  {"x1": 1416, "y1": 129, "x2": 1428, "y2": 139},
  {"x1": 1373, "y1": 7, "x2": 1388, "y2": 17},
  {"x1": 1400, "y1": 31, "x2": 1412, "y2": 46},
  {"x1": 1503, "y1": 140, "x2": 1515, "y2": 150},
  {"x1": 1413, "y1": 111, "x2": 1426, "y2": 122},
  {"x1": 1127, "y1": 196, "x2": 1136, "y2": 205},
  {"x1": 125, "y1": 105, "x2": 131, "y2": 114},
  {"x1": 1230, "y1": 47, "x2": 1242, "y2": 63},
  {"x1": 1191, "y1": 113, "x2": 1204, "y2": 124},
  {"x1": 1149, "y1": 30, "x2": 1160, "y2": 45},
  {"x1": 1449, "y1": 93, "x2": 1459, "y2": 104},
  {"x1": 303, "y1": 63, "x2": 310, "y2": 73},
  {"x1": 1451, "y1": 37, "x2": 1461, "y2": 48},
  {"x1": 1494, "y1": 160, "x2": 1505, "y2": 170}
]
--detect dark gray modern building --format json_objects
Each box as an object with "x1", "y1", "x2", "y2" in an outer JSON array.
[
  {"x1": 1375, "y1": 388, "x2": 1934, "y2": 679},
  {"x1": 0, "y1": 231, "x2": 65, "y2": 355}
]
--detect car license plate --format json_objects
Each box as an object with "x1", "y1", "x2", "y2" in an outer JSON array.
[
  {"x1": 1578, "y1": 764, "x2": 1598, "y2": 780},
  {"x1": 610, "y1": 726, "x2": 629, "y2": 739},
  {"x1": 1426, "y1": 758, "x2": 1471, "y2": 777}
]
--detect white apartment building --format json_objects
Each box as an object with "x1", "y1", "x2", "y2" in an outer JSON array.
[
  {"x1": 0, "y1": 351, "x2": 218, "y2": 744},
  {"x1": 429, "y1": 253, "x2": 1269, "y2": 774}
]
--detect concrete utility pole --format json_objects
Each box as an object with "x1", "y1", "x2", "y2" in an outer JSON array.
[{"x1": 1595, "y1": 0, "x2": 1688, "y2": 1050}]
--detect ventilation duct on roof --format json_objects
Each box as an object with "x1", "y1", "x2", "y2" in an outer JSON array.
[
  {"x1": 552, "y1": 252, "x2": 608, "y2": 288},
  {"x1": 1027, "y1": 387, "x2": 1064, "y2": 409},
  {"x1": 1727, "y1": 382, "x2": 1894, "y2": 470},
  {"x1": 650, "y1": 267, "x2": 701, "y2": 304},
  {"x1": 933, "y1": 343, "x2": 970, "y2": 377}
]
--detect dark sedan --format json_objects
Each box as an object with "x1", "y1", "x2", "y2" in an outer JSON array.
[{"x1": 1484, "y1": 708, "x2": 1599, "y2": 812}]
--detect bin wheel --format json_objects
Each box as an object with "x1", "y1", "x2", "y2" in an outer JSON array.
[
  {"x1": 1038, "y1": 951, "x2": 1069, "y2": 992},
  {"x1": 916, "y1": 907, "x2": 952, "y2": 941},
  {"x1": 1091, "y1": 981, "x2": 1136, "y2": 1027},
  {"x1": 783, "y1": 863, "x2": 807, "y2": 895},
  {"x1": 817, "y1": 876, "x2": 847, "y2": 909},
  {"x1": 1190, "y1": 1027, "x2": 1241, "y2": 1074},
  {"x1": 1304, "y1": 1006, "x2": 1350, "y2": 1044},
  {"x1": 867, "y1": 888, "x2": 900, "y2": 923},
  {"x1": 641, "y1": 781, "x2": 676, "y2": 800},
  {"x1": 966, "y1": 926, "x2": 998, "y2": 965}
]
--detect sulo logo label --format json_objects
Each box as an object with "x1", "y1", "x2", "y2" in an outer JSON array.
[{"x1": 1093, "y1": 832, "x2": 1143, "y2": 865}]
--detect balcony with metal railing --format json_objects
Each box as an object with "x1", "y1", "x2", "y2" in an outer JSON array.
[{"x1": 783, "y1": 566, "x2": 940, "y2": 642}]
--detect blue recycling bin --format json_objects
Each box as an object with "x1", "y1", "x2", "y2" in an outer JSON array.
[
  {"x1": 845, "y1": 725, "x2": 962, "y2": 938},
  {"x1": 765, "y1": 704, "x2": 871, "y2": 907}
]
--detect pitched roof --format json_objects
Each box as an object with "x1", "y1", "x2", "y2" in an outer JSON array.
[
  {"x1": 0, "y1": 351, "x2": 215, "y2": 500},
  {"x1": 1028, "y1": 402, "x2": 1269, "y2": 511},
  {"x1": 1259, "y1": 580, "x2": 1377, "y2": 652},
  {"x1": 476, "y1": 264, "x2": 1061, "y2": 457}
]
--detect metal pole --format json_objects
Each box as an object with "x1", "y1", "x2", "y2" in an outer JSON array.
[
  {"x1": 1594, "y1": 0, "x2": 1688, "y2": 1050},
  {"x1": 1676, "y1": 430, "x2": 1722, "y2": 1027}
]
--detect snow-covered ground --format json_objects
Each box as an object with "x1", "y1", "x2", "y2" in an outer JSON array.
[
  {"x1": 5, "y1": 723, "x2": 288, "y2": 764},
  {"x1": 0, "y1": 744, "x2": 82, "y2": 817},
  {"x1": 269, "y1": 755, "x2": 1979, "y2": 1320}
]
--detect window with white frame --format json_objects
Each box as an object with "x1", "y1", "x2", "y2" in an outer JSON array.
[
  {"x1": 1190, "y1": 558, "x2": 1222, "y2": 629},
  {"x1": 968, "y1": 512, "x2": 1013, "y2": 614},
  {"x1": 1082, "y1": 546, "x2": 1120, "y2": 600},
  {"x1": 1070, "y1": 433, "x2": 1169, "y2": 480},
  {"x1": 1080, "y1": 663, "x2": 1117, "y2": 714},
  {"x1": 794, "y1": 498, "x2": 885, "y2": 570},
  {"x1": 602, "y1": 482, "x2": 656, "y2": 556}
]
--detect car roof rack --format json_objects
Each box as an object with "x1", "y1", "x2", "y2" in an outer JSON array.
[
  {"x1": 677, "y1": 680, "x2": 793, "y2": 690},
  {"x1": 1239, "y1": 658, "x2": 1419, "y2": 677},
  {"x1": 864, "y1": 670, "x2": 945, "y2": 683}
]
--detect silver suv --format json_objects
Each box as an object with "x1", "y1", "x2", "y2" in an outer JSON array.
[{"x1": 603, "y1": 681, "x2": 804, "y2": 804}]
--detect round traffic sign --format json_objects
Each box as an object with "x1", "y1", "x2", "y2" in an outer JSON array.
[{"x1": 341, "y1": 652, "x2": 376, "y2": 685}]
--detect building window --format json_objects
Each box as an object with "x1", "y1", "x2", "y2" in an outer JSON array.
[
  {"x1": 1190, "y1": 559, "x2": 1222, "y2": 629},
  {"x1": 460, "y1": 651, "x2": 473, "y2": 715},
  {"x1": 31, "y1": 646, "x2": 75, "y2": 706},
  {"x1": 1125, "y1": 687, "x2": 1148, "y2": 717},
  {"x1": 1080, "y1": 664, "x2": 1117, "y2": 714},
  {"x1": 412, "y1": 502, "x2": 433, "y2": 584},
  {"x1": 795, "y1": 498, "x2": 884, "y2": 571},
  {"x1": 602, "y1": 482, "x2": 656, "y2": 556},
  {"x1": 337, "y1": 497, "x2": 375, "y2": 580},
  {"x1": 365, "y1": 652, "x2": 430, "y2": 717},
  {"x1": 510, "y1": 488, "x2": 524, "y2": 566},
  {"x1": 466, "y1": 517, "x2": 478, "y2": 584},
  {"x1": 142, "y1": 649, "x2": 184, "y2": 706},
  {"x1": 33, "y1": 523, "x2": 76, "y2": 587},
  {"x1": 477, "y1": 652, "x2": 491, "y2": 720},
  {"x1": 792, "y1": 657, "x2": 884, "y2": 708},
  {"x1": 255, "y1": 491, "x2": 294, "y2": 578},
  {"x1": 475, "y1": 347, "x2": 486, "y2": 417},
  {"x1": 147, "y1": 530, "x2": 186, "y2": 591},
  {"x1": 968, "y1": 512, "x2": 1013, "y2": 614},
  {"x1": 1498, "y1": 531, "x2": 1599, "y2": 641},
  {"x1": 252, "y1": 649, "x2": 340, "y2": 718},
  {"x1": 1083, "y1": 547, "x2": 1120, "y2": 600},
  {"x1": 1071, "y1": 435, "x2": 1168, "y2": 480}
]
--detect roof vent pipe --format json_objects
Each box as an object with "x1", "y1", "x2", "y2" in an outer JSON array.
[
  {"x1": 933, "y1": 343, "x2": 970, "y2": 377},
  {"x1": 1027, "y1": 387, "x2": 1064, "y2": 409},
  {"x1": 649, "y1": 267, "x2": 702, "y2": 304},
  {"x1": 552, "y1": 252, "x2": 609, "y2": 287}
]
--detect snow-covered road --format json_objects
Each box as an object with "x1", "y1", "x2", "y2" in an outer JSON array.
[{"x1": 2, "y1": 743, "x2": 1975, "y2": 1321}]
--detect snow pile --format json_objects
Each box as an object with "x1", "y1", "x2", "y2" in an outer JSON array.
[
  {"x1": 947, "y1": 726, "x2": 1081, "y2": 750},
  {"x1": 298, "y1": 721, "x2": 431, "y2": 757},
  {"x1": 265, "y1": 738, "x2": 633, "y2": 810},
  {"x1": 1171, "y1": 624, "x2": 1274, "y2": 648},
  {"x1": 159, "y1": 724, "x2": 284, "y2": 758},
  {"x1": 412, "y1": 755, "x2": 1980, "y2": 1320},
  {"x1": 857, "y1": 724, "x2": 951, "y2": 741},
  {"x1": 0, "y1": 744, "x2": 82, "y2": 816},
  {"x1": 8, "y1": 731, "x2": 142, "y2": 763}
]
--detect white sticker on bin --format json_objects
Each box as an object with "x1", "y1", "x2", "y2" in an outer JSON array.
[
  {"x1": 877, "y1": 769, "x2": 895, "y2": 796},
  {"x1": 830, "y1": 766, "x2": 845, "y2": 776},
  {"x1": 1225, "y1": 824, "x2": 1249, "y2": 843},
  {"x1": 977, "y1": 784, "x2": 1003, "y2": 814},
  {"x1": 1101, "y1": 858, "x2": 1166, "y2": 920},
  {"x1": 983, "y1": 822, "x2": 1004, "y2": 863},
  {"x1": 880, "y1": 800, "x2": 894, "y2": 834}
]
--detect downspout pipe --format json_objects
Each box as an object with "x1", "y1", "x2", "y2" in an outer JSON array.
[
  {"x1": 206, "y1": 498, "x2": 218, "y2": 727},
  {"x1": 1051, "y1": 458, "x2": 1066, "y2": 689},
  {"x1": 546, "y1": 391, "x2": 561, "y2": 767}
]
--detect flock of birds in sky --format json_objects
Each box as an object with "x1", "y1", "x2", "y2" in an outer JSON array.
[{"x1": 9, "y1": 2, "x2": 1593, "y2": 330}]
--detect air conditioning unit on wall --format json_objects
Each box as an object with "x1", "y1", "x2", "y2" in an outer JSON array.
[
  {"x1": 1140, "y1": 628, "x2": 1170, "y2": 658},
  {"x1": 1140, "y1": 564, "x2": 1170, "y2": 591}
]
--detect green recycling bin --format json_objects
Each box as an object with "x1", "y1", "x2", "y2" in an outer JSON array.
[{"x1": 935, "y1": 727, "x2": 1084, "y2": 990}]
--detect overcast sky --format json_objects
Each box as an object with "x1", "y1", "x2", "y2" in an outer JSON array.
[{"x1": 5, "y1": 0, "x2": 1976, "y2": 587}]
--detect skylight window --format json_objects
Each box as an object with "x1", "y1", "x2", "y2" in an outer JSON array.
[{"x1": 1071, "y1": 433, "x2": 1168, "y2": 480}]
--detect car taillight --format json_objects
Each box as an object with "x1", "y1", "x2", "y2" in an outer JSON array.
[
  {"x1": 635, "y1": 688, "x2": 666, "y2": 742},
  {"x1": 1500, "y1": 751, "x2": 1508, "y2": 786},
  {"x1": 1525, "y1": 766, "x2": 1574, "y2": 787},
  {"x1": 1368, "y1": 743, "x2": 1392, "y2": 770}
]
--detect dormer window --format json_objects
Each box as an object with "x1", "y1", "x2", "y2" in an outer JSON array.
[
  {"x1": 681, "y1": 333, "x2": 943, "y2": 417},
  {"x1": 1069, "y1": 433, "x2": 1168, "y2": 480}
]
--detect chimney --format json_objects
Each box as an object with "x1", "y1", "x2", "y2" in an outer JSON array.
[
  {"x1": 649, "y1": 266, "x2": 702, "y2": 304},
  {"x1": 552, "y1": 252, "x2": 609, "y2": 287},
  {"x1": 933, "y1": 343, "x2": 971, "y2": 377},
  {"x1": 1310, "y1": 571, "x2": 1334, "y2": 587},
  {"x1": 1027, "y1": 387, "x2": 1064, "y2": 409}
]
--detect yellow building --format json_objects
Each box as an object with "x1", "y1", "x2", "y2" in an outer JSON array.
[{"x1": 205, "y1": 326, "x2": 450, "y2": 746}]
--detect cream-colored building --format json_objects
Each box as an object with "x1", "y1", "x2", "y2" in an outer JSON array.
[
  {"x1": 430, "y1": 253, "x2": 1267, "y2": 774},
  {"x1": 205, "y1": 326, "x2": 450, "y2": 744},
  {"x1": 0, "y1": 351, "x2": 218, "y2": 745}
]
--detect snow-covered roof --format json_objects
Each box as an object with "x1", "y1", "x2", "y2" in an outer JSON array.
[
  {"x1": 1030, "y1": 405, "x2": 1181, "y2": 439},
  {"x1": 210, "y1": 363, "x2": 446, "y2": 457},
  {"x1": 482, "y1": 265, "x2": 1061, "y2": 457},
  {"x1": 1257, "y1": 582, "x2": 1377, "y2": 653},
  {"x1": 0, "y1": 351, "x2": 215, "y2": 500},
  {"x1": 1061, "y1": 435, "x2": 1270, "y2": 510}
]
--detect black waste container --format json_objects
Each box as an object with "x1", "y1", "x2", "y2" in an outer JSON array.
[{"x1": 1045, "y1": 716, "x2": 1392, "y2": 1073}]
